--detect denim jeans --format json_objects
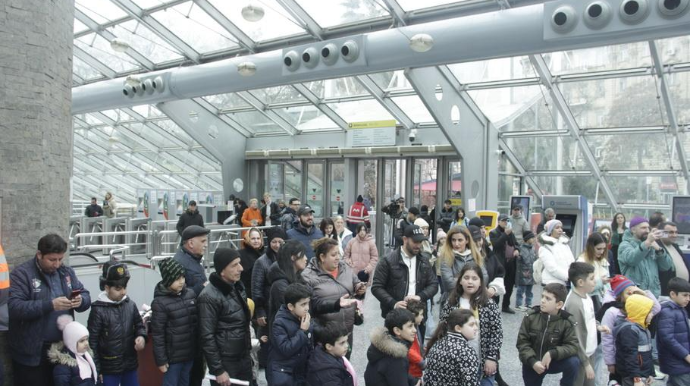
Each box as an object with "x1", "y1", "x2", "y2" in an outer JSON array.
[
  {"x1": 480, "y1": 375, "x2": 495, "y2": 386},
  {"x1": 163, "y1": 361, "x2": 194, "y2": 386},
  {"x1": 522, "y1": 356, "x2": 580, "y2": 386},
  {"x1": 103, "y1": 370, "x2": 139, "y2": 386},
  {"x1": 667, "y1": 373, "x2": 690, "y2": 386},
  {"x1": 516, "y1": 285, "x2": 533, "y2": 307}
]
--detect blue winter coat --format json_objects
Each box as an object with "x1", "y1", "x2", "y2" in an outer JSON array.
[
  {"x1": 174, "y1": 247, "x2": 207, "y2": 298},
  {"x1": 287, "y1": 224, "x2": 323, "y2": 259},
  {"x1": 306, "y1": 345, "x2": 354, "y2": 386},
  {"x1": 614, "y1": 318, "x2": 654, "y2": 379},
  {"x1": 268, "y1": 305, "x2": 313, "y2": 386},
  {"x1": 8, "y1": 257, "x2": 91, "y2": 366},
  {"x1": 656, "y1": 301, "x2": 690, "y2": 376}
]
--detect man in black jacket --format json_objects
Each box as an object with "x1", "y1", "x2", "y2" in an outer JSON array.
[
  {"x1": 372, "y1": 224, "x2": 438, "y2": 340},
  {"x1": 260, "y1": 193, "x2": 281, "y2": 227},
  {"x1": 490, "y1": 214, "x2": 519, "y2": 314},
  {"x1": 84, "y1": 197, "x2": 103, "y2": 217},
  {"x1": 198, "y1": 248, "x2": 252, "y2": 385},
  {"x1": 393, "y1": 207, "x2": 420, "y2": 248},
  {"x1": 176, "y1": 201, "x2": 204, "y2": 236}
]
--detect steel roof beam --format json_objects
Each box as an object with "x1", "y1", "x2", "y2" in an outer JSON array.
[
  {"x1": 73, "y1": 0, "x2": 690, "y2": 114},
  {"x1": 237, "y1": 91, "x2": 298, "y2": 135},
  {"x1": 291, "y1": 84, "x2": 349, "y2": 131},
  {"x1": 649, "y1": 40, "x2": 690, "y2": 192},
  {"x1": 356, "y1": 75, "x2": 416, "y2": 130},
  {"x1": 73, "y1": 46, "x2": 117, "y2": 79},
  {"x1": 110, "y1": 0, "x2": 200, "y2": 63},
  {"x1": 192, "y1": 97, "x2": 254, "y2": 137},
  {"x1": 380, "y1": 0, "x2": 408, "y2": 26},
  {"x1": 74, "y1": 8, "x2": 154, "y2": 70}
]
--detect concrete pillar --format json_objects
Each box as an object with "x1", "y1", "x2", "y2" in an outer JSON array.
[
  {"x1": 0, "y1": 2, "x2": 74, "y2": 264},
  {"x1": 0, "y1": 2, "x2": 74, "y2": 383}
]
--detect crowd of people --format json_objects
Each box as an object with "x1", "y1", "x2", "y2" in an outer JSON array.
[{"x1": 6, "y1": 197, "x2": 690, "y2": 386}]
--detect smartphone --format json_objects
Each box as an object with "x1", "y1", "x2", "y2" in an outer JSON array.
[
  {"x1": 660, "y1": 231, "x2": 669, "y2": 238},
  {"x1": 69, "y1": 289, "x2": 82, "y2": 299}
]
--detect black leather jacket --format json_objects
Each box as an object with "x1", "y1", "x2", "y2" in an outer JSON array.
[
  {"x1": 197, "y1": 273, "x2": 251, "y2": 376},
  {"x1": 371, "y1": 248, "x2": 438, "y2": 318}
]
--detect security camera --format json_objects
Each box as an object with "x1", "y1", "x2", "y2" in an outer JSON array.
[
  {"x1": 409, "y1": 129, "x2": 418, "y2": 142},
  {"x1": 496, "y1": 149, "x2": 506, "y2": 155}
]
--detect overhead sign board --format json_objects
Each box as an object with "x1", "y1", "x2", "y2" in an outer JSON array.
[{"x1": 346, "y1": 120, "x2": 396, "y2": 147}]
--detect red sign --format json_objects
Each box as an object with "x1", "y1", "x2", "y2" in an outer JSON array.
[
  {"x1": 336, "y1": 196, "x2": 340, "y2": 201},
  {"x1": 311, "y1": 195, "x2": 317, "y2": 200}
]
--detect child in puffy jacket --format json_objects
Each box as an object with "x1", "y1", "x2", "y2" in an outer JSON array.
[
  {"x1": 614, "y1": 294, "x2": 655, "y2": 386},
  {"x1": 656, "y1": 277, "x2": 690, "y2": 386},
  {"x1": 87, "y1": 262, "x2": 146, "y2": 386},
  {"x1": 151, "y1": 258, "x2": 197, "y2": 386},
  {"x1": 49, "y1": 315, "x2": 98, "y2": 386}
]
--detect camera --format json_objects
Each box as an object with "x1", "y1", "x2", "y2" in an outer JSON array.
[
  {"x1": 409, "y1": 129, "x2": 417, "y2": 143},
  {"x1": 381, "y1": 200, "x2": 400, "y2": 216}
]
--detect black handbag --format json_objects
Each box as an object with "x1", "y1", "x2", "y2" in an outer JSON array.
[{"x1": 354, "y1": 306, "x2": 364, "y2": 326}]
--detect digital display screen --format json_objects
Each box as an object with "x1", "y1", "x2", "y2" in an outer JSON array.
[
  {"x1": 510, "y1": 196, "x2": 530, "y2": 214},
  {"x1": 556, "y1": 214, "x2": 578, "y2": 238},
  {"x1": 672, "y1": 196, "x2": 690, "y2": 235},
  {"x1": 480, "y1": 216, "x2": 494, "y2": 227}
]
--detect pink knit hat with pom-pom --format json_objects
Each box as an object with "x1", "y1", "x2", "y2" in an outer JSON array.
[
  {"x1": 57, "y1": 314, "x2": 89, "y2": 355},
  {"x1": 436, "y1": 228, "x2": 447, "y2": 240}
]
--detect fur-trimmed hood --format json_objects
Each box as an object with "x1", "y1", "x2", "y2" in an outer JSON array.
[
  {"x1": 47, "y1": 342, "x2": 93, "y2": 367},
  {"x1": 367, "y1": 326, "x2": 410, "y2": 362},
  {"x1": 538, "y1": 232, "x2": 569, "y2": 246}
]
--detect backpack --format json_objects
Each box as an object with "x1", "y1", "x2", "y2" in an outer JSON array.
[{"x1": 533, "y1": 257, "x2": 544, "y2": 285}]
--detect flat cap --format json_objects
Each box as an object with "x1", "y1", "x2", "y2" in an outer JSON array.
[{"x1": 182, "y1": 225, "x2": 210, "y2": 242}]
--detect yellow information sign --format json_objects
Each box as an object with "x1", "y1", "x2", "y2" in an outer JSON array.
[
  {"x1": 348, "y1": 120, "x2": 397, "y2": 129},
  {"x1": 450, "y1": 198, "x2": 463, "y2": 206}
]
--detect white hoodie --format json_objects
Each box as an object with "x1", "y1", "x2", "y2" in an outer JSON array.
[{"x1": 538, "y1": 234, "x2": 574, "y2": 285}]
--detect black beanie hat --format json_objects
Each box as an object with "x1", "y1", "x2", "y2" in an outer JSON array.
[
  {"x1": 159, "y1": 258, "x2": 186, "y2": 289},
  {"x1": 468, "y1": 217, "x2": 485, "y2": 228},
  {"x1": 214, "y1": 248, "x2": 240, "y2": 274},
  {"x1": 357, "y1": 195, "x2": 364, "y2": 203},
  {"x1": 266, "y1": 227, "x2": 288, "y2": 243}
]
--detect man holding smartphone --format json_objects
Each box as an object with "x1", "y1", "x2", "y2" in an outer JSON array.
[
  {"x1": 8, "y1": 234, "x2": 91, "y2": 386},
  {"x1": 658, "y1": 221, "x2": 690, "y2": 298},
  {"x1": 618, "y1": 217, "x2": 674, "y2": 298}
]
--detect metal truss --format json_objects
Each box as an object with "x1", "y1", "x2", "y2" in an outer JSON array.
[
  {"x1": 237, "y1": 91, "x2": 298, "y2": 135},
  {"x1": 291, "y1": 84, "x2": 349, "y2": 131},
  {"x1": 274, "y1": 0, "x2": 323, "y2": 40},
  {"x1": 529, "y1": 54, "x2": 619, "y2": 211},
  {"x1": 110, "y1": 0, "x2": 201, "y2": 63},
  {"x1": 73, "y1": 46, "x2": 117, "y2": 79},
  {"x1": 191, "y1": 98, "x2": 254, "y2": 137},
  {"x1": 356, "y1": 75, "x2": 416, "y2": 130},
  {"x1": 649, "y1": 40, "x2": 690, "y2": 192},
  {"x1": 194, "y1": 0, "x2": 256, "y2": 53}
]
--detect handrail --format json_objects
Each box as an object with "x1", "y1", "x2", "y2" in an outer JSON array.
[
  {"x1": 74, "y1": 230, "x2": 150, "y2": 238},
  {"x1": 109, "y1": 246, "x2": 130, "y2": 261},
  {"x1": 69, "y1": 258, "x2": 153, "y2": 270}
]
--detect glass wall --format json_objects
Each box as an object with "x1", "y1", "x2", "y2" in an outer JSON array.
[
  {"x1": 330, "y1": 162, "x2": 345, "y2": 217},
  {"x1": 412, "y1": 159, "x2": 438, "y2": 210},
  {"x1": 306, "y1": 161, "x2": 324, "y2": 218}
]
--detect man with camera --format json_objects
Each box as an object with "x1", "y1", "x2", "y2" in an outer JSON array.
[{"x1": 657, "y1": 221, "x2": 690, "y2": 298}]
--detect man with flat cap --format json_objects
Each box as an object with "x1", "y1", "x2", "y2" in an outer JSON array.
[
  {"x1": 372, "y1": 224, "x2": 438, "y2": 340},
  {"x1": 198, "y1": 248, "x2": 252, "y2": 386},
  {"x1": 174, "y1": 225, "x2": 210, "y2": 386},
  {"x1": 286, "y1": 205, "x2": 324, "y2": 259}
]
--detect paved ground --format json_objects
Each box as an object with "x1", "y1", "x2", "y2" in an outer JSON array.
[{"x1": 207, "y1": 286, "x2": 667, "y2": 386}]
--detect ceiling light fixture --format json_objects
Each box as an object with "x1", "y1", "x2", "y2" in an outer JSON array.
[
  {"x1": 237, "y1": 61, "x2": 257, "y2": 76},
  {"x1": 110, "y1": 38, "x2": 130, "y2": 53},
  {"x1": 409, "y1": 33, "x2": 434, "y2": 52},
  {"x1": 241, "y1": 4, "x2": 265, "y2": 22}
]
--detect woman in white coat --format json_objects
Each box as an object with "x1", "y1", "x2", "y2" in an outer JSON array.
[{"x1": 537, "y1": 219, "x2": 575, "y2": 286}]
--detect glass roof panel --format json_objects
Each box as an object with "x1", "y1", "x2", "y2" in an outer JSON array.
[
  {"x1": 251, "y1": 86, "x2": 307, "y2": 105},
  {"x1": 75, "y1": 0, "x2": 128, "y2": 24},
  {"x1": 585, "y1": 133, "x2": 680, "y2": 171},
  {"x1": 75, "y1": 34, "x2": 141, "y2": 73},
  {"x1": 308, "y1": 77, "x2": 370, "y2": 99},
  {"x1": 276, "y1": 106, "x2": 340, "y2": 131},
  {"x1": 370, "y1": 71, "x2": 412, "y2": 92},
  {"x1": 294, "y1": 0, "x2": 389, "y2": 28},
  {"x1": 74, "y1": 20, "x2": 89, "y2": 34},
  {"x1": 607, "y1": 176, "x2": 685, "y2": 204},
  {"x1": 131, "y1": 104, "x2": 167, "y2": 119},
  {"x1": 208, "y1": 0, "x2": 305, "y2": 42},
  {"x1": 468, "y1": 85, "x2": 543, "y2": 124},
  {"x1": 668, "y1": 71, "x2": 690, "y2": 125},
  {"x1": 151, "y1": 3, "x2": 238, "y2": 54},
  {"x1": 558, "y1": 76, "x2": 667, "y2": 128},
  {"x1": 204, "y1": 93, "x2": 252, "y2": 110},
  {"x1": 504, "y1": 136, "x2": 588, "y2": 171},
  {"x1": 449, "y1": 56, "x2": 537, "y2": 84},
  {"x1": 533, "y1": 176, "x2": 605, "y2": 201},
  {"x1": 391, "y1": 95, "x2": 434, "y2": 123},
  {"x1": 231, "y1": 111, "x2": 288, "y2": 134},
  {"x1": 657, "y1": 36, "x2": 690, "y2": 65},
  {"x1": 133, "y1": 0, "x2": 184, "y2": 8},
  {"x1": 73, "y1": 57, "x2": 105, "y2": 81},
  {"x1": 107, "y1": 20, "x2": 184, "y2": 64},
  {"x1": 326, "y1": 100, "x2": 395, "y2": 123},
  {"x1": 546, "y1": 42, "x2": 652, "y2": 75},
  {"x1": 497, "y1": 90, "x2": 558, "y2": 132},
  {"x1": 397, "y1": 0, "x2": 474, "y2": 11}
]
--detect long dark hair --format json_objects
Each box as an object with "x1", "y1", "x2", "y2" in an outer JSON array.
[
  {"x1": 426, "y1": 308, "x2": 474, "y2": 352},
  {"x1": 277, "y1": 240, "x2": 306, "y2": 284},
  {"x1": 611, "y1": 212, "x2": 627, "y2": 231},
  {"x1": 319, "y1": 218, "x2": 336, "y2": 239},
  {"x1": 583, "y1": 232, "x2": 607, "y2": 264},
  {"x1": 447, "y1": 263, "x2": 489, "y2": 309},
  {"x1": 454, "y1": 207, "x2": 466, "y2": 221}
]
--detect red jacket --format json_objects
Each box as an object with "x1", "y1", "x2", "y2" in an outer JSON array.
[
  {"x1": 346, "y1": 202, "x2": 370, "y2": 226},
  {"x1": 408, "y1": 334, "x2": 423, "y2": 379}
]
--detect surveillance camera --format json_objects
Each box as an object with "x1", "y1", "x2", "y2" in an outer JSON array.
[
  {"x1": 496, "y1": 149, "x2": 506, "y2": 155},
  {"x1": 409, "y1": 129, "x2": 418, "y2": 142}
]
